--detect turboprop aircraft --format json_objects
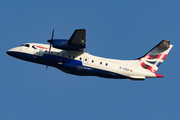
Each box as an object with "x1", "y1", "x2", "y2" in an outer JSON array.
[{"x1": 7, "y1": 29, "x2": 173, "y2": 80}]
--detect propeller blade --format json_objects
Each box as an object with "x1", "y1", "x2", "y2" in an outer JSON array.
[
  {"x1": 46, "y1": 65, "x2": 48, "y2": 70},
  {"x1": 48, "y1": 43, "x2": 52, "y2": 54},
  {"x1": 51, "y1": 28, "x2": 54, "y2": 40},
  {"x1": 48, "y1": 29, "x2": 54, "y2": 54},
  {"x1": 46, "y1": 29, "x2": 54, "y2": 70}
]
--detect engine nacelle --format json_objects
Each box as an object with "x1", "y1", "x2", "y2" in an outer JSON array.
[
  {"x1": 47, "y1": 29, "x2": 86, "y2": 51},
  {"x1": 51, "y1": 39, "x2": 85, "y2": 51}
]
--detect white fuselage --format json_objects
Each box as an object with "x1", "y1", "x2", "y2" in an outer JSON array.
[{"x1": 7, "y1": 43, "x2": 157, "y2": 80}]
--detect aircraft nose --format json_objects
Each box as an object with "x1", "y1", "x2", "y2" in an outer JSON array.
[
  {"x1": 6, "y1": 48, "x2": 19, "y2": 57},
  {"x1": 6, "y1": 50, "x2": 11, "y2": 55},
  {"x1": 6, "y1": 50, "x2": 14, "y2": 56}
]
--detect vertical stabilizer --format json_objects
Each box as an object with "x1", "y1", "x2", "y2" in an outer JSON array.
[{"x1": 138, "y1": 40, "x2": 173, "y2": 73}]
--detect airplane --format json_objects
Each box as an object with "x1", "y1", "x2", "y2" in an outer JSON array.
[{"x1": 6, "y1": 29, "x2": 173, "y2": 80}]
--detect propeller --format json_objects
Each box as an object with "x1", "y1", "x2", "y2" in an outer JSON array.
[
  {"x1": 48, "y1": 28, "x2": 54, "y2": 54},
  {"x1": 46, "y1": 29, "x2": 54, "y2": 70}
]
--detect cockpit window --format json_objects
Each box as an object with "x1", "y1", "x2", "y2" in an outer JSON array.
[
  {"x1": 18, "y1": 44, "x2": 30, "y2": 47},
  {"x1": 24, "y1": 44, "x2": 29, "y2": 47},
  {"x1": 18, "y1": 44, "x2": 24, "y2": 47}
]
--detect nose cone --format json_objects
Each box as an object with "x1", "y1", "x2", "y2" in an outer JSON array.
[
  {"x1": 6, "y1": 47, "x2": 20, "y2": 58},
  {"x1": 6, "y1": 49, "x2": 16, "y2": 57},
  {"x1": 6, "y1": 50, "x2": 11, "y2": 56}
]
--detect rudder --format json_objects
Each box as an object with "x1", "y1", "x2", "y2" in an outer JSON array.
[{"x1": 138, "y1": 40, "x2": 173, "y2": 73}]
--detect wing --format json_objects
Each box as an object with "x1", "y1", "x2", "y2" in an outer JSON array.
[{"x1": 68, "y1": 29, "x2": 86, "y2": 50}]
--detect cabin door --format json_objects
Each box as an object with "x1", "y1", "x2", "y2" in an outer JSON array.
[{"x1": 33, "y1": 48, "x2": 44, "y2": 57}]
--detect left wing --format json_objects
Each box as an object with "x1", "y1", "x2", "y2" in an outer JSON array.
[
  {"x1": 68, "y1": 29, "x2": 86, "y2": 50},
  {"x1": 47, "y1": 29, "x2": 86, "y2": 51}
]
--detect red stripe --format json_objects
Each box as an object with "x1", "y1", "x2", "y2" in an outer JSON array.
[
  {"x1": 155, "y1": 74, "x2": 164, "y2": 77},
  {"x1": 147, "y1": 65, "x2": 156, "y2": 73},
  {"x1": 161, "y1": 54, "x2": 167, "y2": 60},
  {"x1": 141, "y1": 61, "x2": 145, "y2": 66},
  {"x1": 139, "y1": 59, "x2": 156, "y2": 73},
  {"x1": 143, "y1": 54, "x2": 167, "y2": 60},
  {"x1": 36, "y1": 46, "x2": 48, "y2": 49},
  {"x1": 155, "y1": 54, "x2": 161, "y2": 59}
]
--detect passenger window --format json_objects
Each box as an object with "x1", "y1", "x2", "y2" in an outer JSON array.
[
  {"x1": 92, "y1": 60, "x2": 94, "y2": 63},
  {"x1": 85, "y1": 59, "x2": 87, "y2": 61},
  {"x1": 80, "y1": 57, "x2": 82, "y2": 60},
  {"x1": 106, "y1": 63, "x2": 108, "y2": 66},
  {"x1": 100, "y1": 62, "x2": 102, "y2": 65}
]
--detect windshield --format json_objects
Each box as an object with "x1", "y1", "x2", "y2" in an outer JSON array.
[
  {"x1": 18, "y1": 44, "x2": 24, "y2": 47},
  {"x1": 24, "y1": 44, "x2": 29, "y2": 47},
  {"x1": 18, "y1": 44, "x2": 30, "y2": 47}
]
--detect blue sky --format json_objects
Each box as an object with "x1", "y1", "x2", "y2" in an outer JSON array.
[{"x1": 1, "y1": 0, "x2": 180, "y2": 120}]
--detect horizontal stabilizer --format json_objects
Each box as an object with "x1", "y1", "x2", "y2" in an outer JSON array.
[
  {"x1": 155, "y1": 74, "x2": 164, "y2": 78},
  {"x1": 129, "y1": 76, "x2": 145, "y2": 80}
]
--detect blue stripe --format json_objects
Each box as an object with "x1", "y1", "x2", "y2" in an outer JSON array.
[
  {"x1": 157, "y1": 62, "x2": 162, "y2": 67},
  {"x1": 146, "y1": 60, "x2": 162, "y2": 68},
  {"x1": 69, "y1": 60, "x2": 82, "y2": 66},
  {"x1": 146, "y1": 61, "x2": 156, "y2": 64}
]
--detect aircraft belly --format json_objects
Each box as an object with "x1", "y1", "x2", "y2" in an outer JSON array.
[
  {"x1": 57, "y1": 63, "x2": 128, "y2": 79},
  {"x1": 43, "y1": 55, "x2": 128, "y2": 79}
]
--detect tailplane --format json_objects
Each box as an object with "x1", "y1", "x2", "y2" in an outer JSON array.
[{"x1": 138, "y1": 40, "x2": 173, "y2": 73}]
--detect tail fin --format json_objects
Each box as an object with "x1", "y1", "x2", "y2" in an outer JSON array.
[{"x1": 138, "y1": 40, "x2": 173, "y2": 73}]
